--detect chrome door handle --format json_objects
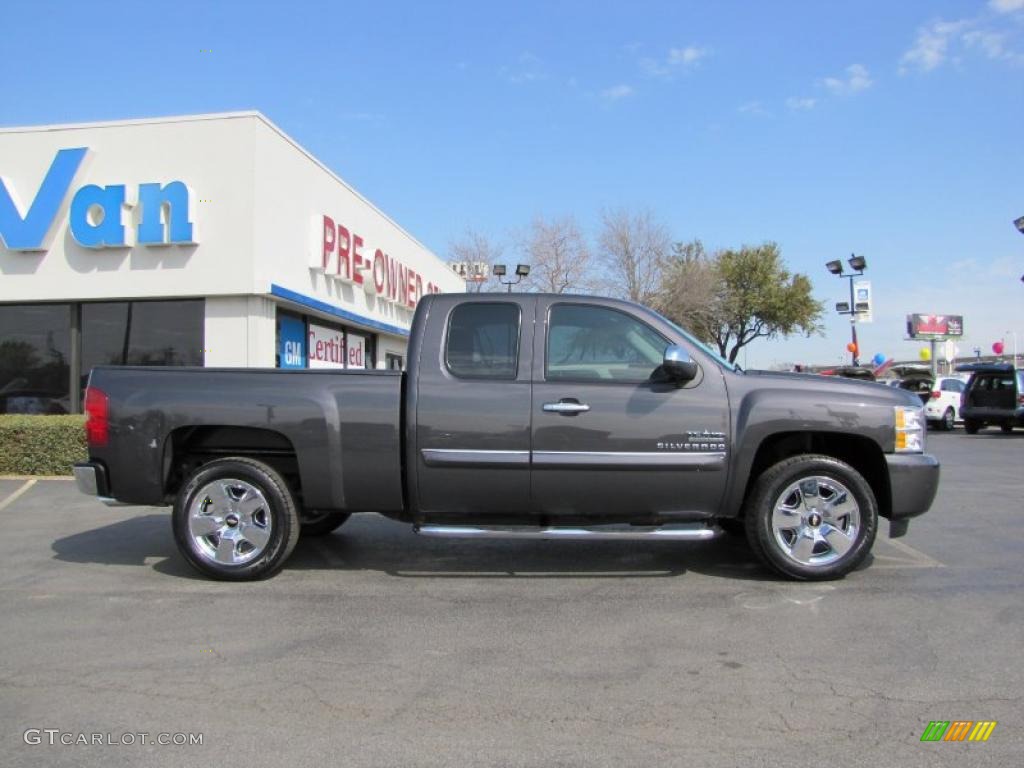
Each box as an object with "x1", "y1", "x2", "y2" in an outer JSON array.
[{"x1": 543, "y1": 401, "x2": 591, "y2": 414}]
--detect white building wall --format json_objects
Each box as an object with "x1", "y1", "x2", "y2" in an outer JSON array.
[
  {"x1": 0, "y1": 114, "x2": 259, "y2": 303},
  {"x1": 1, "y1": 111, "x2": 464, "y2": 370},
  {"x1": 205, "y1": 295, "x2": 276, "y2": 367},
  {"x1": 248, "y1": 116, "x2": 464, "y2": 335}
]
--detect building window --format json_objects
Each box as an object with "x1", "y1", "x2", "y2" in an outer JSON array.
[
  {"x1": 82, "y1": 300, "x2": 204, "y2": 370},
  {"x1": 0, "y1": 304, "x2": 71, "y2": 414},
  {"x1": 385, "y1": 353, "x2": 404, "y2": 371},
  {"x1": 0, "y1": 299, "x2": 203, "y2": 414}
]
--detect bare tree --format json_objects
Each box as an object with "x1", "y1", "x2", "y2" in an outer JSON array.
[
  {"x1": 521, "y1": 215, "x2": 594, "y2": 294},
  {"x1": 447, "y1": 228, "x2": 504, "y2": 292},
  {"x1": 651, "y1": 240, "x2": 720, "y2": 336},
  {"x1": 597, "y1": 208, "x2": 672, "y2": 303}
]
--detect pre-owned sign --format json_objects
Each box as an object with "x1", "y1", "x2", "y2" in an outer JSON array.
[{"x1": 316, "y1": 215, "x2": 442, "y2": 309}]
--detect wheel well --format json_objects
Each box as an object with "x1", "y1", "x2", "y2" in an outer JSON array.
[
  {"x1": 164, "y1": 426, "x2": 301, "y2": 504},
  {"x1": 739, "y1": 431, "x2": 891, "y2": 519}
]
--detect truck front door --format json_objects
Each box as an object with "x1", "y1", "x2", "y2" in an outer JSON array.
[{"x1": 530, "y1": 299, "x2": 730, "y2": 523}]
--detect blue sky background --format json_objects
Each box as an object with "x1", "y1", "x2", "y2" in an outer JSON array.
[{"x1": 2, "y1": 0, "x2": 1022, "y2": 368}]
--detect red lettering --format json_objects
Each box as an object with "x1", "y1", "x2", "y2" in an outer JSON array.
[
  {"x1": 414, "y1": 274, "x2": 423, "y2": 308},
  {"x1": 315, "y1": 339, "x2": 324, "y2": 359},
  {"x1": 397, "y1": 264, "x2": 408, "y2": 303},
  {"x1": 373, "y1": 249, "x2": 387, "y2": 294},
  {"x1": 407, "y1": 269, "x2": 418, "y2": 308},
  {"x1": 322, "y1": 216, "x2": 335, "y2": 270},
  {"x1": 352, "y1": 234, "x2": 365, "y2": 285},
  {"x1": 336, "y1": 224, "x2": 351, "y2": 279},
  {"x1": 387, "y1": 257, "x2": 398, "y2": 301}
]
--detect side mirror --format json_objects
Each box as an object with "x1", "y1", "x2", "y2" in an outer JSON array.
[{"x1": 663, "y1": 345, "x2": 698, "y2": 382}]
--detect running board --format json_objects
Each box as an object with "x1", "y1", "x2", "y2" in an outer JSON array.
[{"x1": 414, "y1": 524, "x2": 721, "y2": 542}]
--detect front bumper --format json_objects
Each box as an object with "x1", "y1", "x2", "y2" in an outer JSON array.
[
  {"x1": 73, "y1": 462, "x2": 128, "y2": 506},
  {"x1": 885, "y1": 453, "x2": 940, "y2": 521}
]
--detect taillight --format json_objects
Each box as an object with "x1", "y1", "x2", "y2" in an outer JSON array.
[
  {"x1": 84, "y1": 387, "x2": 109, "y2": 447},
  {"x1": 931, "y1": 391, "x2": 941, "y2": 399},
  {"x1": 1018, "y1": 393, "x2": 1024, "y2": 406}
]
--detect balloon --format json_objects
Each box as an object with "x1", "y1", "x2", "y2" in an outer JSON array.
[
  {"x1": 993, "y1": 341, "x2": 1005, "y2": 355},
  {"x1": 919, "y1": 347, "x2": 931, "y2": 361},
  {"x1": 846, "y1": 342, "x2": 858, "y2": 354},
  {"x1": 872, "y1": 353, "x2": 885, "y2": 366}
]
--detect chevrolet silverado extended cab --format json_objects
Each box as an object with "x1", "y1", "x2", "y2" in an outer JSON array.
[{"x1": 74, "y1": 293, "x2": 939, "y2": 581}]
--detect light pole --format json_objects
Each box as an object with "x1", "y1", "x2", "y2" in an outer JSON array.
[
  {"x1": 825, "y1": 254, "x2": 867, "y2": 366},
  {"x1": 1016, "y1": 216, "x2": 1024, "y2": 283},
  {"x1": 493, "y1": 263, "x2": 530, "y2": 293}
]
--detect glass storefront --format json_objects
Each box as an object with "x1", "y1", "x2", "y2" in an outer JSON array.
[
  {"x1": 0, "y1": 300, "x2": 204, "y2": 414},
  {"x1": 0, "y1": 304, "x2": 71, "y2": 415},
  {"x1": 274, "y1": 309, "x2": 376, "y2": 370}
]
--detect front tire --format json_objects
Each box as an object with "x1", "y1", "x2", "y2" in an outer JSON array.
[
  {"x1": 744, "y1": 455, "x2": 878, "y2": 581},
  {"x1": 173, "y1": 457, "x2": 300, "y2": 581},
  {"x1": 1001, "y1": 423, "x2": 1014, "y2": 434},
  {"x1": 964, "y1": 419, "x2": 981, "y2": 434}
]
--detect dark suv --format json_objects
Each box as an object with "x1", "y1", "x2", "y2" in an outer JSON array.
[{"x1": 957, "y1": 363, "x2": 1024, "y2": 434}]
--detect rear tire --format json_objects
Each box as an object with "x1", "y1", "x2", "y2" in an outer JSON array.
[
  {"x1": 300, "y1": 510, "x2": 351, "y2": 537},
  {"x1": 744, "y1": 454, "x2": 877, "y2": 581},
  {"x1": 172, "y1": 457, "x2": 300, "y2": 581},
  {"x1": 941, "y1": 408, "x2": 955, "y2": 431},
  {"x1": 964, "y1": 419, "x2": 980, "y2": 435}
]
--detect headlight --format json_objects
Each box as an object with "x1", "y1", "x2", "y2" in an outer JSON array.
[{"x1": 894, "y1": 406, "x2": 925, "y2": 452}]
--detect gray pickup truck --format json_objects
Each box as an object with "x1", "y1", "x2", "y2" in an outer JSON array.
[{"x1": 74, "y1": 293, "x2": 939, "y2": 581}]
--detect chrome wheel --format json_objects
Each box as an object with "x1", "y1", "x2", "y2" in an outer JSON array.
[
  {"x1": 771, "y1": 476, "x2": 860, "y2": 567},
  {"x1": 188, "y1": 479, "x2": 272, "y2": 566}
]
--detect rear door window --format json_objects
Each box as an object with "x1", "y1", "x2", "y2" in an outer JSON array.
[{"x1": 445, "y1": 303, "x2": 521, "y2": 379}]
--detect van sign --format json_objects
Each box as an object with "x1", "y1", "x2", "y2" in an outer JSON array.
[{"x1": 0, "y1": 147, "x2": 196, "y2": 251}]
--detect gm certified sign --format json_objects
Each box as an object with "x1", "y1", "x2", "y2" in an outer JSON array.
[{"x1": 0, "y1": 147, "x2": 196, "y2": 251}]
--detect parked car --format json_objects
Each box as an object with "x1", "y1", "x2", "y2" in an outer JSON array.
[
  {"x1": 73, "y1": 293, "x2": 939, "y2": 582},
  {"x1": 957, "y1": 363, "x2": 1024, "y2": 434},
  {"x1": 922, "y1": 376, "x2": 968, "y2": 431}
]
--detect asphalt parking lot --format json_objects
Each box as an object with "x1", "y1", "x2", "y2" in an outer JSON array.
[{"x1": 1, "y1": 431, "x2": 1022, "y2": 768}]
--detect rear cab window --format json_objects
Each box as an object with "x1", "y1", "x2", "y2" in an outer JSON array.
[{"x1": 445, "y1": 303, "x2": 521, "y2": 379}]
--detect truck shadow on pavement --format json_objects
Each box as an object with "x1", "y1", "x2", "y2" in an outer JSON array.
[{"x1": 51, "y1": 511, "x2": 789, "y2": 583}]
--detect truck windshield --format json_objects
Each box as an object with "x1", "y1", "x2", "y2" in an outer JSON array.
[{"x1": 634, "y1": 305, "x2": 739, "y2": 372}]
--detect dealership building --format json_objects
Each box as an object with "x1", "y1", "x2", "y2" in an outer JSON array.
[{"x1": 0, "y1": 112, "x2": 464, "y2": 414}]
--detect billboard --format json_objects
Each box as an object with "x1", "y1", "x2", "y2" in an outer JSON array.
[{"x1": 906, "y1": 314, "x2": 964, "y2": 339}]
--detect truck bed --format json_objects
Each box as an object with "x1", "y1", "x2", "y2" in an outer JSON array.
[{"x1": 85, "y1": 366, "x2": 405, "y2": 512}]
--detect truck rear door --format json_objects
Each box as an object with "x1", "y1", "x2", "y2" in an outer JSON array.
[
  {"x1": 530, "y1": 297, "x2": 730, "y2": 522},
  {"x1": 412, "y1": 295, "x2": 536, "y2": 519}
]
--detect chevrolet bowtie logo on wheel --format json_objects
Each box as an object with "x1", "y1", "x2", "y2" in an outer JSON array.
[{"x1": 920, "y1": 720, "x2": 997, "y2": 742}]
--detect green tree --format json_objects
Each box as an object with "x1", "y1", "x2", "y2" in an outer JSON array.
[{"x1": 656, "y1": 241, "x2": 823, "y2": 364}]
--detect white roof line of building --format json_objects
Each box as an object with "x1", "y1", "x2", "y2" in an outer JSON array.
[{"x1": 0, "y1": 110, "x2": 443, "y2": 263}]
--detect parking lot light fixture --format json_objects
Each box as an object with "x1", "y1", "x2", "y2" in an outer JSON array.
[
  {"x1": 493, "y1": 263, "x2": 530, "y2": 293},
  {"x1": 827, "y1": 254, "x2": 867, "y2": 366},
  {"x1": 1014, "y1": 215, "x2": 1024, "y2": 235}
]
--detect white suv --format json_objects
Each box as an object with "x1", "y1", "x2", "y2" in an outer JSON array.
[{"x1": 923, "y1": 376, "x2": 968, "y2": 430}]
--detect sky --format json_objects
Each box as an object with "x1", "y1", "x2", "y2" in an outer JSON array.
[{"x1": 2, "y1": 0, "x2": 1022, "y2": 368}]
